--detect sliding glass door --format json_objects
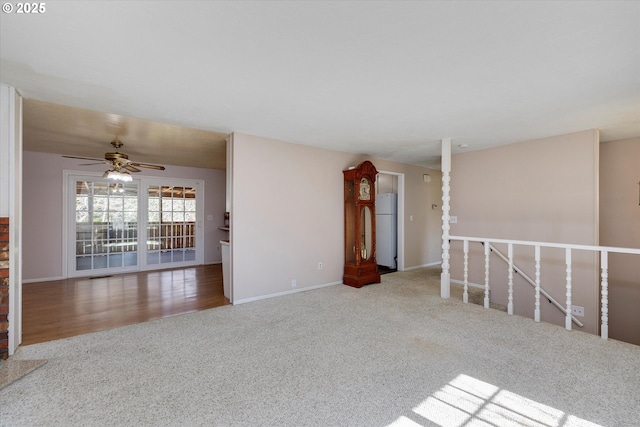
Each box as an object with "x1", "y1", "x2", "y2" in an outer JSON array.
[{"x1": 67, "y1": 174, "x2": 203, "y2": 277}]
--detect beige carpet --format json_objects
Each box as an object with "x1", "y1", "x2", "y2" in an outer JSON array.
[
  {"x1": 0, "y1": 359, "x2": 47, "y2": 390},
  {"x1": 1, "y1": 266, "x2": 638, "y2": 426}
]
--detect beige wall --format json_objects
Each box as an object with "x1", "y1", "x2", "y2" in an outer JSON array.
[
  {"x1": 22, "y1": 151, "x2": 227, "y2": 281},
  {"x1": 449, "y1": 130, "x2": 600, "y2": 334},
  {"x1": 230, "y1": 133, "x2": 441, "y2": 302},
  {"x1": 600, "y1": 137, "x2": 640, "y2": 345}
]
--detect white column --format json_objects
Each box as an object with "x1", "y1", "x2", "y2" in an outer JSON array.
[{"x1": 440, "y1": 138, "x2": 452, "y2": 298}]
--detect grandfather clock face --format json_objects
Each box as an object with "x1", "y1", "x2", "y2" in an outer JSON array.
[{"x1": 359, "y1": 177, "x2": 371, "y2": 200}]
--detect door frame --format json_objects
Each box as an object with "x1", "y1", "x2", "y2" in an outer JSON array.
[{"x1": 377, "y1": 170, "x2": 405, "y2": 271}]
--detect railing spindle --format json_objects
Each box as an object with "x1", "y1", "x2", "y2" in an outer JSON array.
[
  {"x1": 565, "y1": 248, "x2": 572, "y2": 331},
  {"x1": 484, "y1": 241, "x2": 490, "y2": 309},
  {"x1": 601, "y1": 251, "x2": 609, "y2": 340},
  {"x1": 463, "y1": 240, "x2": 469, "y2": 304},
  {"x1": 534, "y1": 245, "x2": 541, "y2": 322},
  {"x1": 507, "y1": 243, "x2": 514, "y2": 315}
]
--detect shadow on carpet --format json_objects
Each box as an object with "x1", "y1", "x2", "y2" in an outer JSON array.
[{"x1": 0, "y1": 358, "x2": 47, "y2": 390}]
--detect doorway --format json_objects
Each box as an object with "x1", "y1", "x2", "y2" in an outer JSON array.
[{"x1": 377, "y1": 170, "x2": 405, "y2": 272}]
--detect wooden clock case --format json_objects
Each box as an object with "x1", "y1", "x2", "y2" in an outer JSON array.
[{"x1": 343, "y1": 160, "x2": 381, "y2": 288}]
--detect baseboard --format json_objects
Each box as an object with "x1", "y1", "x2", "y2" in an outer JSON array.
[
  {"x1": 233, "y1": 281, "x2": 343, "y2": 305},
  {"x1": 22, "y1": 276, "x2": 64, "y2": 284},
  {"x1": 403, "y1": 261, "x2": 441, "y2": 271},
  {"x1": 451, "y1": 279, "x2": 485, "y2": 290}
]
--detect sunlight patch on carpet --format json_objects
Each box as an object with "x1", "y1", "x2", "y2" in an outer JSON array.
[{"x1": 389, "y1": 374, "x2": 603, "y2": 427}]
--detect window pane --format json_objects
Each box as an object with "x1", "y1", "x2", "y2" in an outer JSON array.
[
  {"x1": 173, "y1": 199, "x2": 185, "y2": 212},
  {"x1": 76, "y1": 256, "x2": 92, "y2": 270},
  {"x1": 123, "y1": 196, "x2": 137, "y2": 211},
  {"x1": 124, "y1": 211, "x2": 137, "y2": 223},
  {"x1": 93, "y1": 183, "x2": 109, "y2": 196},
  {"x1": 124, "y1": 252, "x2": 137, "y2": 267},
  {"x1": 94, "y1": 255, "x2": 108, "y2": 269},
  {"x1": 147, "y1": 251, "x2": 159, "y2": 265},
  {"x1": 108, "y1": 254, "x2": 122, "y2": 268},
  {"x1": 148, "y1": 198, "x2": 160, "y2": 212},
  {"x1": 109, "y1": 197, "x2": 123, "y2": 211},
  {"x1": 172, "y1": 250, "x2": 184, "y2": 262},
  {"x1": 76, "y1": 211, "x2": 89, "y2": 223},
  {"x1": 76, "y1": 196, "x2": 89, "y2": 212},
  {"x1": 93, "y1": 196, "x2": 108, "y2": 212}
]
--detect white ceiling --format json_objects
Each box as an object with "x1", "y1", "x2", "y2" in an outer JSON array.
[{"x1": 1, "y1": 1, "x2": 639, "y2": 169}]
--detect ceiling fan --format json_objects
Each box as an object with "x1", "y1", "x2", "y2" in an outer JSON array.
[{"x1": 63, "y1": 139, "x2": 165, "y2": 182}]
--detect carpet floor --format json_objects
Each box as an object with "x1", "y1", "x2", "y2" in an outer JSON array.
[{"x1": 1, "y1": 267, "x2": 638, "y2": 426}]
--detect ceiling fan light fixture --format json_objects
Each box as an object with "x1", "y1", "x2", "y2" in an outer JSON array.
[{"x1": 104, "y1": 168, "x2": 133, "y2": 182}]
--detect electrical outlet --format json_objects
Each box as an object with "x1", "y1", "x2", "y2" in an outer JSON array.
[
  {"x1": 291, "y1": 279, "x2": 297, "y2": 288},
  {"x1": 318, "y1": 262, "x2": 323, "y2": 270},
  {"x1": 450, "y1": 216, "x2": 458, "y2": 224},
  {"x1": 571, "y1": 306, "x2": 584, "y2": 317}
]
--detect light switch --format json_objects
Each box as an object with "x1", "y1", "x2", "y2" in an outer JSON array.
[
  {"x1": 207, "y1": 215, "x2": 214, "y2": 221},
  {"x1": 450, "y1": 216, "x2": 457, "y2": 224}
]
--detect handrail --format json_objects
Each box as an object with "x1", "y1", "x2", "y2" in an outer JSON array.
[
  {"x1": 447, "y1": 235, "x2": 640, "y2": 340},
  {"x1": 450, "y1": 235, "x2": 640, "y2": 255},
  {"x1": 487, "y1": 243, "x2": 584, "y2": 328}
]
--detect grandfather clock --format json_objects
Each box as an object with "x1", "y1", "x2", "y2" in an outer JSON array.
[{"x1": 343, "y1": 160, "x2": 381, "y2": 288}]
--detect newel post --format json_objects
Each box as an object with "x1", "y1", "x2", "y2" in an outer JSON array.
[{"x1": 441, "y1": 138, "x2": 452, "y2": 298}]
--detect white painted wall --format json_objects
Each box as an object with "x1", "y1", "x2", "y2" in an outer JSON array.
[
  {"x1": 230, "y1": 133, "x2": 441, "y2": 302},
  {"x1": 449, "y1": 130, "x2": 600, "y2": 334},
  {"x1": 22, "y1": 151, "x2": 226, "y2": 281}
]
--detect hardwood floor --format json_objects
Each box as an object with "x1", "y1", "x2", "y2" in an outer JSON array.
[{"x1": 22, "y1": 264, "x2": 229, "y2": 345}]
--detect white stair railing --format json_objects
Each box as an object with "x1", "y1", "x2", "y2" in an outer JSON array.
[
  {"x1": 446, "y1": 235, "x2": 640, "y2": 339},
  {"x1": 486, "y1": 243, "x2": 584, "y2": 328}
]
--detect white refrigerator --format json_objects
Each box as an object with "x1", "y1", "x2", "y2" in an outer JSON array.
[{"x1": 376, "y1": 193, "x2": 397, "y2": 269}]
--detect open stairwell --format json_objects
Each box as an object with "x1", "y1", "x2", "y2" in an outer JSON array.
[
  {"x1": 486, "y1": 243, "x2": 583, "y2": 327},
  {"x1": 444, "y1": 235, "x2": 640, "y2": 340}
]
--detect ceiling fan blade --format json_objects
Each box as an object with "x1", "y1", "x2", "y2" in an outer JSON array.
[
  {"x1": 79, "y1": 162, "x2": 109, "y2": 166},
  {"x1": 124, "y1": 165, "x2": 141, "y2": 173},
  {"x1": 63, "y1": 155, "x2": 106, "y2": 162},
  {"x1": 130, "y1": 162, "x2": 165, "y2": 170}
]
